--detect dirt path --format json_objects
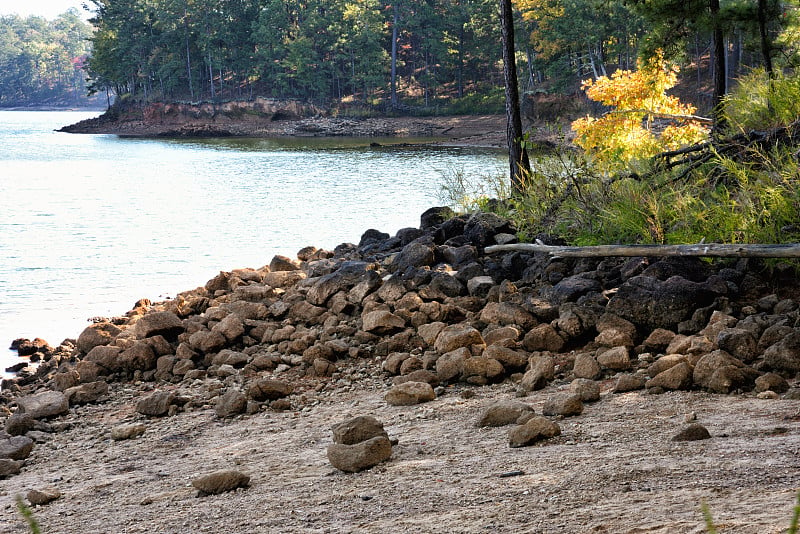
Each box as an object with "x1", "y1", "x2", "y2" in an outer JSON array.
[{"x1": 2, "y1": 370, "x2": 798, "y2": 533}]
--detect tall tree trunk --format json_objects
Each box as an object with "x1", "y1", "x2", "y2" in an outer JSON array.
[
  {"x1": 710, "y1": 0, "x2": 727, "y2": 131},
  {"x1": 758, "y1": 0, "x2": 774, "y2": 77},
  {"x1": 391, "y1": 4, "x2": 399, "y2": 108},
  {"x1": 500, "y1": 0, "x2": 530, "y2": 192}
]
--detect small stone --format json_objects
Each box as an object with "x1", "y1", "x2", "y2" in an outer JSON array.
[
  {"x1": 755, "y1": 373, "x2": 789, "y2": 394},
  {"x1": 672, "y1": 423, "x2": 712, "y2": 441},
  {"x1": 596, "y1": 346, "x2": 631, "y2": 371},
  {"x1": 508, "y1": 416, "x2": 561, "y2": 448},
  {"x1": 476, "y1": 400, "x2": 534, "y2": 427},
  {"x1": 613, "y1": 374, "x2": 646, "y2": 393},
  {"x1": 64, "y1": 380, "x2": 109, "y2": 405},
  {"x1": 192, "y1": 470, "x2": 250, "y2": 496},
  {"x1": 757, "y1": 391, "x2": 780, "y2": 399},
  {"x1": 327, "y1": 436, "x2": 392, "y2": 472},
  {"x1": 111, "y1": 423, "x2": 147, "y2": 441},
  {"x1": 27, "y1": 487, "x2": 61, "y2": 506},
  {"x1": 384, "y1": 381, "x2": 436, "y2": 406},
  {"x1": 646, "y1": 362, "x2": 694, "y2": 391},
  {"x1": 331, "y1": 416, "x2": 388, "y2": 445},
  {"x1": 248, "y1": 378, "x2": 293, "y2": 401}
]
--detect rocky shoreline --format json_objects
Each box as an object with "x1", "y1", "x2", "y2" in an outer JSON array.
[
  {"x1": 59, "y1": 99, "x2": 510, "y2": 148},
  {"x1": 2, "y1": 207, "x2": 799, "y2": 532}
]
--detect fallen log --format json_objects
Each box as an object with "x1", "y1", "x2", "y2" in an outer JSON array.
[{"x1": 484, "y1": 242, "x2": 800, "y2": 258}]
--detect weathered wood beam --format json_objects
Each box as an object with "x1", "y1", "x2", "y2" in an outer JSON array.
[{"x1": 484, "y1": 242, "x2": 800, "y2": 258}]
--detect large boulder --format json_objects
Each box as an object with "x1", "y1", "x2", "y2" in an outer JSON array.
[
  {"x1": 76, "y1": 322, "x2": 121, "y2": 354},
  {"x1": 307, "y1": 262, "x2": 381, "y2": 306},
  {"x1": 16, "y1": 390, "x2": 68, "y2": 419},
  {"x1": 763, "y1": 331, "x2": 800, "y2": 374},
  {"x1": 133, "y1": 311, "x2": 184, "y2": 340},
  {"x1": 606, "y1": 275, "x2": 718, "y2": 330}
]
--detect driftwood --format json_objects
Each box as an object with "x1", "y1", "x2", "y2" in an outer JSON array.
[{"x1": 485, "y1": 242, "x2": 800, "y2": 258}]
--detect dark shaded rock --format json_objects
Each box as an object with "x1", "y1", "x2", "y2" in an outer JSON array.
[
  {"x1": 83, "y1": 345, "x2": 123, "y2": 374},
  {"x1": 331, "y1": 416, "x2": 388, "y2": 445},
  {"x1": 248, "y1": 378, "x2": 293, "y2": 401},
  {"x1": 508, "y1": 416, "x2": 561, "y2": 447},
  {"x1": 755, "y1": 372, "x2": 790, "y2": 394},
  {"x1": 215, "y1": 389, "x2": 247, "y2": 418},
  {"x1": 0, "y1": 458, "x2": 22, "y2": 478},
  {"x1": 672, "y1": 423, "x2": 712, "y2": 441},
  {"x1": 463, "y1": 212, "x2": 514, "y2": 248},
  {"x1": 570, "y1": 378, "x2": 601, "y2": 402},
  {"x1": 269, "y1": 254, "x2": 300, "y2": 271},
  {"x1": 0, "y1": 435, "x2": 34, "y2": 460},
  {"x1": 573, "y1": 353, "x2": 602, "y2": 380},
  {"x1": 716, "y1": 328, "x2": 758, "y2": 362},
  {"x1": 391, "y1": 240, "x2": 436, "y2": 273},
  {"x1": 119, "y1": 342, "x2": 157, "y2": 372},
  {"x1": 420, "y1": 206, "x2": 455, "y2": 229},
  {"x1": 64, "y1": 380, "x2": 109, "y2": 405},
  {"x1": 763, "y1": 331, "x2": 800, "y2": 374},
  {"x1": 693, "y1": 350, "x2": 750, "y2": 391},
  {"x1": 546, "y1": 275, "x2": 602, "y2": 304},
  {"x1": 5, "y1": 412, "x2": 35, "y2": 436},
  {"x1": 477, "y1": 400, "x2": 534, "y2": 427},
  {"x1": 192, "y1": 470, "x2": 250, "y2": 495},
  {"x1": 308, "y1": 263, "x2": 381, "y2": 306},
  {"x1": 134, "y1": 311, "x2": 184, "y2": 340},
  {"x1": 327, "y1": 436, "x2": 393, "y2": 472},
  {"x1": 606, "y1": 275, "x2": 717, "y2": 330}
]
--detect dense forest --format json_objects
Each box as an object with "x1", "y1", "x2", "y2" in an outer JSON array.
[
  {"x1": 0, "y1": 10, "x2": 103, "y2": 108},
  {"x1": 0, "y1": 0, "x2": 795, "y2": 113},
  {"x1": 83, "y1": 0, "x2": 794, "y2": 113}
]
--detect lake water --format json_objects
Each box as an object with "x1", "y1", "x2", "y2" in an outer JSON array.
[{"x1": 0, "y1": 111, "x2": 504, "y2": 373}]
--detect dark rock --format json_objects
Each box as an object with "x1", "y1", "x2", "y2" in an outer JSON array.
[
  {"x1": 763, "y1": 331, "x2": 800, "y2": 374},
  {"x1": 64, "y1": 380, "x2": 109, "y2": 405},
  {"x1": 463, "y1": 212, "x2": 514, "y2": 248},
  {"x1": 119, "y1": 342, "x2": 157, "y2": 372},
  {"x1": 573, "y1": 353, "x2": 602, "y2": 380},
  {"x1": 716, "y1": 328, "x2": 758, "y2": 362},
  {"x1": 327, "y1": 435, "x2": 392, "y2": 472},
  {"x1": 248, "y1": 378, "x2": 293, "y2": 401},
  {"x1": 5, "y1": 412, "x2": 35, "y2": 436},
  {"x1": 331, "y1": 416, "x2": 388, "y2": 445},
  {"x1": 546, "y1": 275, "x2": 602, "y2": 304},
  {"x1": 755, "y1": 372, "x2": 790, "y2": 394},
  {"x1": 215, "y1": 389, "x2": 247, "y2": 418},
  {"x1": 434, "y1": 325, "x2": 484, "y2": 354},
  {"x1": 596, "y1": 346, "x2": 631, "y2": 371},
  {"x1": 0, "y1": 458, "x2": 22, "y2": 478},
  {"x1": 269, "y1": 254, "x2": 300, "y2": 271},
  {"x1": 391, "y1": 240, "x2": 436, "y2": 273},
  {"x1": 0, "y1": 435, "x2": 34, "y2": 460},
  {"x1": 192, "y1": 470, "x2": 250, "y2": 495},
  {"x1": 420, "y1": 206, "x2": 455, "y2": 229},
  {"x1": 134, "y1": 311, "x2": 184, "y2": 340},
  {"x1": 570, "y1": 378, "x2": 601, "y2": 402},
  {"x1": 672, "y1": 423, "x2": 712, "y2": 441},
  {"x1": 83, "y1": 345, "x2": 123, "y2": 374},
  {"x1": 308, "y1": 263, "x2": 381, "y2": 306},
  {"x1": 606, "y1": 275, "x2": 717, "y2": 330},
  {"x1": 522, "y1": 324, "x2": 564, "y2": 353}
]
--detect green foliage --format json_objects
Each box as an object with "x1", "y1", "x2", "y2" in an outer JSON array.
[
  {"x1": 724, "y1": 69, "x2": 800, "y2": 131},
  {"x1": 15, "y1": 495, "x2": 41, "y2": 534},
  {"x1": 441, "y1": 88, "x2": 505, "y2": 115},
  {"x1": 0, "y1": 10, "x2": 97, "y2": 107}
]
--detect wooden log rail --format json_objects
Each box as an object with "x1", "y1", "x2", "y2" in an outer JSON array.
[{"x1": 484, "y1": 242, "x2": 800, "y2": 258}]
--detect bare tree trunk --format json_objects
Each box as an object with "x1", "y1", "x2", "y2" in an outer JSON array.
[
  {"x1": 390, "y1": 4, "x2": 399, "y2": 108},
  {"x1": 758, "y1": 0, "x2": 774, "y2": 77},
  {"x1": 710, "y1": 0, "x2": 727, "y2": 131},
  {"x1": 500, "y1": 0, "x2": 531, "y2": 193}
]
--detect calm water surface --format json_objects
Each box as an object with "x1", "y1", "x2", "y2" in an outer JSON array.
[{"x1": 1, "y1": 111, "x2": 503, "y2": 372}]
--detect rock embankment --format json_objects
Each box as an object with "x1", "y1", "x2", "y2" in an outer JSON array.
[{"x1": 2, "y1": 207, "x2": 800, "y2": 480}]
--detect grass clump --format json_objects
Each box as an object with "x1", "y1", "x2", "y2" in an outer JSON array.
[{"x1": 16, "y1": 495, "x2": 41, "y2": 534}]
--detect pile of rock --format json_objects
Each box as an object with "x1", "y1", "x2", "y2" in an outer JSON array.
[{"x1": 3, "y1": 206, "x2": 800, "y2": 477}]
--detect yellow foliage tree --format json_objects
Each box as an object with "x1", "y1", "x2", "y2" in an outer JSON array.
[{"x1": 572, "y1": 52, "x2": 710, "y2": 172}]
